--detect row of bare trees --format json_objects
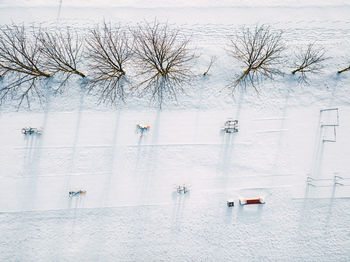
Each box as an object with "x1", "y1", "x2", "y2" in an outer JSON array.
[
  {"x1": 0, "y1": 22, "x2": 195, "y2": 108},
  {"x1": 0, "y1": 23, "x2": 348, "y2": 109},
  {"x1": 0, "y1": 24, "x2": 85, "y2": 107},
  {"x1": 227, "y1": 25, "x2": 338, "y2": 92}
]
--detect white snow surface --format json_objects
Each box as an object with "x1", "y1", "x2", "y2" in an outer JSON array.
[
  {"x1": 1, "y1": 0, "x2": 349, "y2": 8},
  {"x1": 1, "y1": 1, "x2": 350, "y2": 261}
]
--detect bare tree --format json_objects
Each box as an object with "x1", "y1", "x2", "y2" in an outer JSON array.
[
  {"x1": 203, "y1": 56, "x2": 217, "y2": 76},
  {"x1": 292, "y1": 43, "x2": 327, "y2": 83},
  {"x1": 132, "y1": 21, "x2": 196, "y2": 108},
  {"x1": 86, "y1": 22, "x2": 132, "y2": 104},
  {"x1": 337, "y1": 64, "x2": 350, "y2": 74},
  {"x1": 39, "y1": 28, "x2": 86, "y2": 88},
  {"x1": 0, "y1": 24, "x2": 51, "y2": 108},
  {"x1": 228, "y1": 25, "x2": 285, "y2": 92}
]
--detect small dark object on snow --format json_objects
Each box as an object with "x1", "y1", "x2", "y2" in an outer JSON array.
[
  {"x1": 136, "y1": 123, "x2": 150, "y2": 136},
  {"x1": 22, "y1": 127, "x2": 42, "y2": 135},
  {"x1": 69, "y1": 190, "x2": 86, "y2": 197},
  {"x1": 176, "y1": 184, "x2": 188, "y2": 194},
  {"x1": 227, "y1": 200, "x2": 235, "y2": 207},
  {"x1": 222, "y1": 119, "x2": 238, "y2": 133}
]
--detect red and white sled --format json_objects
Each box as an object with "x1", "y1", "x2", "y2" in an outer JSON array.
[{"x1": 239, "y1": 197, "x2": 265, "y2": 205}]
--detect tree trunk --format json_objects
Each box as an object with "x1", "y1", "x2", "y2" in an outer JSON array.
[
  {"x1": 337, "y1": 66, "x2": 350, "y2": 74},
  {"x1": 74, "y1": 70, "x2": 86, "y2": 78},
  {"x1": 236, "y1": 69, "x2": 250, "y2": 82},
  {"x1": 291, "y1": 68, "x2": 302, "y2": 74}
]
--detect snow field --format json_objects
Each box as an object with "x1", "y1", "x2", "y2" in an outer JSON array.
[
  {"x1": 1, "y1": 102, "x2": 350, "y2": 261},
  {"x1": 1, "y1": 105, "x2": 349, "y2": 208},
  {"x1": 1, "y1": 2, "x2": 350, "y2": 261}
]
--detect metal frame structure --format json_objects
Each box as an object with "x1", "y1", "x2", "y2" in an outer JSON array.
[{"x1": 320, "y1": 108, "x2": 339, "y2": 142}]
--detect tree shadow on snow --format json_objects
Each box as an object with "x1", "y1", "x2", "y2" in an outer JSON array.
[
  {"x1": 171, "y1": 191, "x2": 190, "y2": 230},
  {"x1": 22, "y1": 89, "x2": 51, "y2": 210},
  {"x1": 65, "y1": 89, "x2": 85, "y2": 208},
  {"x1": 218, "y1": 90, "x2": 244, "y2": 183},
  {"x1": 101, "y1": 110, "x2": 121, "y2": 207},
  {"x1": 136, "y1": 110, "x2": 161, "y2": 204}
]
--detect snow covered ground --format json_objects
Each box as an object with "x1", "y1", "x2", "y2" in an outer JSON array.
[{"x1": 1, "y1": 1, "x2": 350, "y2": 261}]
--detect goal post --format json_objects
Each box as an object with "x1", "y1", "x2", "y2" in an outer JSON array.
[{"x1": 320, "y1": 108, "x2": 339, "y2": 142}]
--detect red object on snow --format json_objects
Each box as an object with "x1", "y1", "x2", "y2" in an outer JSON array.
[{"x1": 239, "y1": 197, "x2": 265, "y2": 205}]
